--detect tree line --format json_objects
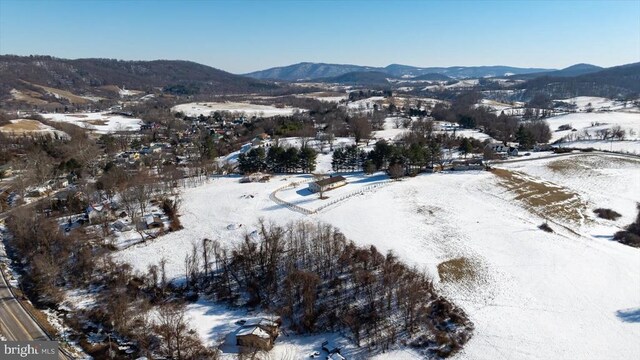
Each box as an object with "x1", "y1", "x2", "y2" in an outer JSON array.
[
  {"x1": 238, "y1": 145, "x2": 317, "y2": 174},
  {"x1": 332, "y1": 119, "x2": 488, "y2": 177},
  {"x1": 430, "y1": 91, "x2": 552, "y2": 145}
]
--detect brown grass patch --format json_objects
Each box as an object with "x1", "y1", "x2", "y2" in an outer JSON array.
[
  {"x1": 24, "y1": 81, "x2": 89, "y2": 104},
  {"x1": 546, "y1": 159, "x2": 582, "y2": 173},
  {"x1": 66, "y1": 114, "x2": 88, "y2": 118},
  {"x1": 492, "y1": 168, "x2": 588, "y2": 224},
  {"x1": 0, "y1": 119, "x2": 47, "y2": 132},
  {"x1": 86, "y1": 119, "x2": 109, "y2": 126},
  {"x1": 547, "y1": 155, "x2": 640, "y2": 174},
  {"x1": 10, "y1": 89, "x2": 49, "y2": 105},
  {"x1": 99, "y1": 85, "x2": 121, "y2": 93},
  {"x1": 438, "y1": 257, "x2": 478, "y2": 283}
]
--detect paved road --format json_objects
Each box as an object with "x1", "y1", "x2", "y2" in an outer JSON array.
[
  {"x1": 0, "y1": 265, "x2": 49, "y2": 341},
  {"x1": 1, "y1": 192, "x2": 73, "y2": 359},
  {"x1": 0, "y1": 263, "x2": 72, "y2": 359}
]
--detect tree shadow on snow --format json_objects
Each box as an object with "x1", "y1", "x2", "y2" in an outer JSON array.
[
  {"x1": 349, "y1": 173, "x2": 390, "y2": 184},
  {"x1": 616, "y1": 307, "x2": 640, "y2": 323},
  {"x1": 296, "y1": 188, "x2": 314, "y2": 196}
]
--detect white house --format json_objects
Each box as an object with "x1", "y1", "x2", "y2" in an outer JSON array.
[{"x1": 486, "y1": 143, "x2": 519, "y2": 156}]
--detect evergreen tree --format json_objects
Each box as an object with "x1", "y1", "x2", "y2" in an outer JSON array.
[
  {"x1": 458, "y1": 138, "x2": 473, "y2": 158},
  {"x1": 299, "y1": 147, "x2": 317, "y2": 173},
  {"x1": 516, "y1": 125, "x2": 535, "y2": 149},
  {"x1": 238, "y1": 148, "x2": 266, "y2": 174}
]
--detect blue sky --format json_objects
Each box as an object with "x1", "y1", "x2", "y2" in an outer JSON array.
[{"x1": 0, "y1": 0, "x2": 638, "y2": 73}]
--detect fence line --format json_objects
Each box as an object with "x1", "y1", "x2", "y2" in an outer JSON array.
[
  {"x1": 269, "y1": 179, "x2": 315, "y2": 215},
  {"x1": 314, "y1": 180, "x2": 392, "y2": 213},
  {"x1": 269, "y1": 179, "x2": 392, "y2": 215}
]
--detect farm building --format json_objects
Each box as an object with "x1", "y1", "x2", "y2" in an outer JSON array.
[
  {"x1": 452, "y1": 158, "x2": 484, "y2": 171},
  {"x1": 309, "y1": 176, "x2": 347, "y2": 193}
]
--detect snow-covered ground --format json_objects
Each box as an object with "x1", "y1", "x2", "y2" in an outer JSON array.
[
  {"x1": 346, "y1": 96, "x2": 386, "y2": 111},
  {"x1": 172, "y1": 102, "x2": 303, "y2": 118},
  {"x1": 558, "y1": 140, "x2": 640, "y2": 154},
  {"x1": 546, "y1": 111, "x2": 640, "y2": 152},
  {"x1": 373, "y1": 116, "x2": 410, "y2": 141},
  {"x1": 496, "y1": 153, "x2": 640, "y2": 228},
  {"x1": 424, "y1": 79, "x2": 479, "y2": 91},
  {"x1": 477, "y1": 99, "x2": 524, "y2": 113},
  {"x1": 295, "y1": 92, "x2": 348, "y2": 103},
  {"x1": 115, "y1": 151, "x2": 640, "y2": 359},
  {"x1": 449, "y1": 128, "x2": 494, "y2": 142},
  {"x1": 186, "y1": 298, "x2": 377, "y2": 359},
  {"x1": 555, "y1": 96, "x2": 638, "y2": 112},
  {"x1": 40, "y1": 112, "x2": 143, "y2": 133}
]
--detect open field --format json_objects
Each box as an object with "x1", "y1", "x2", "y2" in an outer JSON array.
[
  {"x1": 116, "y1": 152, "x2": 640, "y2": 359},
  {"x1": 172, "y1": 102, "x2": 303, "y2": 118},
  {"x1": 25, "y1": 81, "x2": 91, "y2": 105},
  {"x1": 9, "y1": 88, "x2": 50, "y2": 105},
  {"x1": 0, "y1": 119, "x2": 67, "y2": 137},
  {"x1": 546, "y1": 111, "x2": 640, "y2": 153},
  {"x1": 295, "y1": 91, "x2": 348, "y2": 102},
  {"x1": 554, "y1": 96, "x2": 638, "y2": 112},
  {"x1": 39, "y1": 112, "x2": 143, "y2": 133},
  {"x1": 496, "y1": 153, "x2": 640, "y2": 230}
]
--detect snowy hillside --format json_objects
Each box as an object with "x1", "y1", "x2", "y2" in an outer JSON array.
[
  {"x1": 172, "y1": 102, "x2": 303, "y2": 118},
  {"x1": 116, "y1": 152, "x2": 640, "y2": 360}
]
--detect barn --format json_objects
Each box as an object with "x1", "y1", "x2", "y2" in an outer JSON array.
[{"x1": 309, "y1": 176, "x2": 347, "y2": 193}]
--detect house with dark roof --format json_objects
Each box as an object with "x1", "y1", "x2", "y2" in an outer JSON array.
[{"x1": 309, "y1": 175, "x2": 347, "y2": 193}]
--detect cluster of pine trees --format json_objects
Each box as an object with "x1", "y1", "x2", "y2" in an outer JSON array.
[
  {"x1": 237, "y1": 145, "x2": 317, "y2": 174},
  {"x1": 331, "y1": 145, "x2": 367, "y2": 172},
  {"x1": 331, "y1": 139, "x2": 442, "y2": 176}
]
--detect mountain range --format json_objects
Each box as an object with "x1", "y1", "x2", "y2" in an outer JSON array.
[
  {"x1": 0, "y1": 55, "x2": 278, "y2": 105},
  {"x1": 1, "y1": 55, "x2": 637, "y2": 110},
  {"x1": 243, "y1": 62, "x2": 555, "y2": 81}
]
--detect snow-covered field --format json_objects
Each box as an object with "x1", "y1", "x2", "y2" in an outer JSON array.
[
  {"x1": 172, "y1": 102, "x2": 303, "y2": 118},
  {"x1": 295, "y1": 92, "x2": 348, "y2": 103},
  {"x1": 373, "y1": 116, "x2": 410, "y2": 141},
  {"x1": 548, "y1": 112, "x2": 640, "y2": 141},
  {"x1": 545, "y1": 111, "x2": 640, "y2": 153},
  {"x1": 346, "y1": 96, "x2": 386, "y2": 111},
  {"x1": 424, "y1": 79, "x2": 479, "y2": 91},
  {"x1": 496, "y1": 153, "x2": 640, "y2": 228},
  {"x1": 40, "y1": 112, "x2": 143, "y2": 133},
  {"x1": 116, "y1": 152, "x2": 640, "y2": 359},
  {"x1": 555, "y1": 96, "x2": 638, "y2": 112}
]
